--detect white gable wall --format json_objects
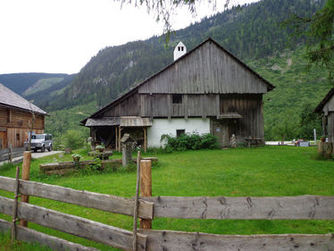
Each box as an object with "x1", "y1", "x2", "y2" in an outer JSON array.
[{"x1": 147, "y1": 118, "x2": 210, "y2": 148}]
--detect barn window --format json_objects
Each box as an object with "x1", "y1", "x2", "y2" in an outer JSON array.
[
  {"x1": 176, "y1": 129, "x2": 185, "y2": 137},
  {"x1": 172, "y1": 94, "x2": 182, "y2": 104},
  {"x1": 16, "y1": 133, "x2": 20, "y2": 141}
]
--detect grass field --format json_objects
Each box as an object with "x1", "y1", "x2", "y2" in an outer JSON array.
[{"x1": 0, "y1": 146, "x2": 333, "y2": 250}]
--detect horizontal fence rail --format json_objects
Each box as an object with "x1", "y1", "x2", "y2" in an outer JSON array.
[
  {"x1": 0, "y1": 147, "x2": 24, "y2": 162},
  {"x1": 0, "y1": 195, "x2": 147, "y2": 251},
  {"x1": 0, "y1": 176, "x2": 153, "y2": 219},
  {"x1": 0, "y1": 174, "x2": 333, "y2": 250},
  {"x1": 144, "y1": 195, "x2": 334, "y2": 220},
  {"x1": 139, "y1": 230, "x2": 334, "y2": 251},
  {"x1": 0, "y1": 218, "x2": 97, "y2": 251}
]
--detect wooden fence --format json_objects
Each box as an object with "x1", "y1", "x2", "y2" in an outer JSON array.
[
  {"x1": 0, "y1": 147, "x2": 25, "y2": 162},
  {"x1": 0, "y1": 161, "x2": 333, "y2": 250}
]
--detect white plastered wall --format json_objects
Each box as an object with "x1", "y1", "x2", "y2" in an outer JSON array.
[{"x1": 147, "y1": 118, "x2": 210, "y2": 148}]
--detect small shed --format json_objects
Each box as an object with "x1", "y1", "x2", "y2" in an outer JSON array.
[{"x1": 315, "y1": 88, "x2": 334, "y2": 143}]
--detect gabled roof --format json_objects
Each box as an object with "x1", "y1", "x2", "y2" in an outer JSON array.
[
  {"x1": 81, "y1": 37, "x2": 275, "y2": 124},
  {"x1": 0, "y1": 83, "x2": 47, "y2": 115},
  {"x1": 314, "y1": 88, "x2": 334, "y2": 113}
]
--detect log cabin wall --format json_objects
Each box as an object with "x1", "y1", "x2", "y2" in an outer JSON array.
[{"x1": 0, "y1": 106, "x2": 44, "y2": 148}]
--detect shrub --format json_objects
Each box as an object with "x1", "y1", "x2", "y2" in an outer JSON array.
[
  {"x1": 161, "y1": 133, "x2": 219, "y2": 152},
  {"x1": 63, "y1": 130, "x2": 85, "y2": 150}
]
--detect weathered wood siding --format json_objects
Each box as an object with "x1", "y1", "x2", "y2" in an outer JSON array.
[
  {"x1": 211, "y1": 94, "x2": 264, "y2": 146},
  {"x1": 222, "y1": 94, "x2": 263, "y2": 140},
  {"x1": 138, "y1": 41, "x2": 268, "y2": 94},
  {"x1": 103, "y1": 94, "x2": 139, "y2": 117},
  {"x1": 0, "y1": 106, "x2": 44, "y2": 148},
  {"x1": 139, "y1": 94, "x2": 219, "y2": 118},
  {"x1": 327, "y1": 112, "x2": 334, "y2": 143}
]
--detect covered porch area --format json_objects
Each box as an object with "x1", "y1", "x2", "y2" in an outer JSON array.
[{"x1": 85, "y1": 116, "x2": 152, "y2": 152}]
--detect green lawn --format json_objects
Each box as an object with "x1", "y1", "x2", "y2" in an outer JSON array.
[{"x1": 0, "y1": 146, "x2": 333, "y2": 250}]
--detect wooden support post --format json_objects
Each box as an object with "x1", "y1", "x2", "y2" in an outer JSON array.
[
  {"x1": 143, "y1": 127, "x2": 147, "y2": 153},
  {"x1": 118, "y1": 127, "x2": 122, "y2": 152},
  {"x1": 140, "y1": 160, "x2": 152, "y2": 229},
  {"x1": 115, "y1": 126, "x2": 118, "y2": 152},
  {"x1": 20, "y1": 151, "x2": 31, "y2": 227}
]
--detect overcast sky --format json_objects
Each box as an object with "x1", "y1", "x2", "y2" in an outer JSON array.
[{"x1": 0, "y1": 0, "x2": 260, "y2": 74}]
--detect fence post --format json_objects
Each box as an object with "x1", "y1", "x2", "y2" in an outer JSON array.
[
  {"x1": 9, "y1": 144, "x2": 12, "y2": 162},
  {"x1": 132, "y1": 151, "x2": 141, "y2": 251},
  {"x1": 20, "y1": 151, "x2": 31, "y2": 227},
  {"x1": 140, "y1": 159, "x2": 152, "y2": 229},
  {"x1": 11, "y1": 166, "x2": 20, "y2": 242}
]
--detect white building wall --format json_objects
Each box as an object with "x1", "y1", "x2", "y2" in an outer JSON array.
[{"x1": 147, "y1": 118, "x2": 210, "y2": 148}]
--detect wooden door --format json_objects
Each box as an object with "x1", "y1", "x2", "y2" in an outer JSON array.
[
  {"x1": 211, "y1": 119, "x2": 229, "y2": 147},
  {"x1": 0, "y1": 131, "x2": 7, "y2": 149}
]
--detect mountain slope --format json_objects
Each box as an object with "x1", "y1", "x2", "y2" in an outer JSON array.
[{"x1": 0, "y1": 73, "x2": 68, "y2": 95}]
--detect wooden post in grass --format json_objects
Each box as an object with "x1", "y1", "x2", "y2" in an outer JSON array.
[
  {"x1": 20, "y1": 151, "x2": 31, "y2": 227},
  {"x1": 140, "y1": 159, "x2": 152, "y2": 229}
]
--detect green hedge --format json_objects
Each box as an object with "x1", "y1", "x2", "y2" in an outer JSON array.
[{"x1": 160, "y1": 133, "x2": 219, "y2": 152}]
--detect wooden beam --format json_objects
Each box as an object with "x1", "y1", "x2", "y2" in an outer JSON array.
[
  {"x1": 118, "y1": 126, "x2": 122, "y2": 152},
  {"x1": 143, "y1": 127, "x2": 147, "y2": 153},
  {"x1": 0, "y1": 196, "x2": 147, "y2": 251},
  {"x1": 143, "y1": 195, "x2": 334, "y2": 220},
  {"x1": 140, "y1": 229, "x2": 334, "y2": 251},
  {"x1": 0, "y1": 176, "x2": 153, "y2": 220},
  {"x1": 115, "y1": 126, "x2": 118, "y2": 151},
  {"x1": 0, "y1": 218, "x2": 97, "y2": 251}
]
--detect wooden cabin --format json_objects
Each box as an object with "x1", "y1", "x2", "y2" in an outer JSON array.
[
  {"x1": 81, "y1": 38, "x2": 275, "y2": 150},
  {"x1": 315, "y1": 88, "x2": 334, "y2": 143},
  {"x1": 0, "y1": 83, "x2": 47, "y2": 149}
]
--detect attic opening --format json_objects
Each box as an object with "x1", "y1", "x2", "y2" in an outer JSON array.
[{"x1": 172, "y1": 94, "x2": 182, "y2": 104}]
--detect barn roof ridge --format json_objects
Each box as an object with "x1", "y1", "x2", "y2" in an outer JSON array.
[
  {"x1": 81, "y1": 37, "x2": 275, "y2": 124},
  {"x1": 0, "y1": 83, "x2": 47, "y2": 115}
]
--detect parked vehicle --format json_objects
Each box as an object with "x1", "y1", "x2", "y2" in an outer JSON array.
[{"x1": 25, "y1": 134, "x2": 53, "y2": 152}]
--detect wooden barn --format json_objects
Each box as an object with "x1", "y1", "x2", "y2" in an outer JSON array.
[
  {"x1": 0, "y1": 83, "x2": 47, "y2": 149},
  {"x1": 81, "y1": 38, "x2": 275, "y2": 150},
  {"x1": 315, "y1": 88, "x2": 334, "y2": 143}
]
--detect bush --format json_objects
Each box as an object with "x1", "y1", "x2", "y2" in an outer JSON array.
[
  {"x1": 63, "y1": 130, "x2": 85, "y2": 150},
  {"x1": 161, "y1": 133, "x2": 219, "y2": 152}
]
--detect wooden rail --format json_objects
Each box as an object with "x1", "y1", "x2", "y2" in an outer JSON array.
[
  {"x1": 0, "y1": 167, "x2": 333, "y2": 250},
  {"x1": 0, "y1": 147, "x2": 24, "y2": 162},
  {"x1": 0, "y1": 176, "x2": 153, "y2": 219},
  {"x1": 0, "y1": 218, "x2": 97, "y2": 251},
  {"x1": 0, "y1": 196, "x2": 147, "y2": 251},
  {"x1": 144, "y1": 195, "x2": 334, "y2": 220},
  {"x1": 139, "y1": 230, "x2": 334, "y2": 251}
]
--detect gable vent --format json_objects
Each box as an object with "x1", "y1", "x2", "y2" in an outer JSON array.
[{"x1": 173, "y1": 41, "x2": 187, "y2": 61}]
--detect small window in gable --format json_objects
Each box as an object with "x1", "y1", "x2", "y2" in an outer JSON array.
[
  {"x1": 172, "y1": 94, "x2": 182, "y2": 104},
  {"x1": 178, "y1": 46, "x2": 181, "y2": 51},
  {"x1": 176, "y1": 129, "x2": 185, "y2": 138}
]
